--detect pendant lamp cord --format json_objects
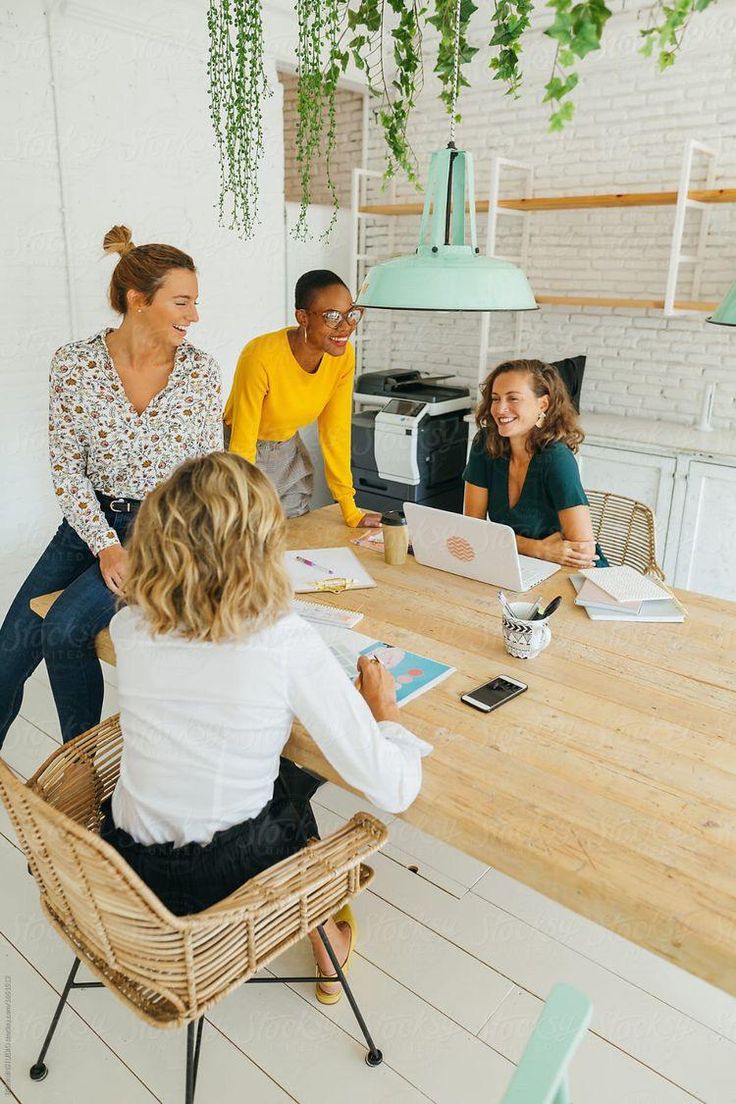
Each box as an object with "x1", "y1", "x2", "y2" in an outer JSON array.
[{"x1": 448, "y1": 0, "x2": 463, "y2": 147}]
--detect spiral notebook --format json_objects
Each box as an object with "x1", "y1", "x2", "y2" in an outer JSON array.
[{"x1": 292, "y1": 599, "x2": 364, "y2": 628}]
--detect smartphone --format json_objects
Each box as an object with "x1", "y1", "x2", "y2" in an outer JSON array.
[{"x1": 461, "y1": 675, "x2": 528, "y2": 713}]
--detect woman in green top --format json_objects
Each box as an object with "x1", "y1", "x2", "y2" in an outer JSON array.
[{"x1": 463, "y1": 359, "x2": 607, "y2": 568}]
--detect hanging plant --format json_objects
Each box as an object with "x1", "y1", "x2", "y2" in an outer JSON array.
[
  {"x1": 206, "y1": 0, "x2": 718, "y2": 239},
  {"x1": 541, "y1": 0, "x2": 612, "y2": 130},
  {"x1": 344, "y1": 0, "x2": 426, "y2": 184},
  {"x1": 428, "y1": 0, "x2": 479, "y2": 119},
  {"x1": 488, "y1": 0, "x2": 534, "y2": 97},
  {"x1": 639, "y1": 0, "x2": 716, "y2": 70},
  {"x1": 293, "y1": 0, "x2": 345, "y2": 239},
  {"x1": 206, "y1": 0, "x2": 271, "y2": 239}
]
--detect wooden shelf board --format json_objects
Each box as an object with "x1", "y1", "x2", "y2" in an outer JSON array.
[
  {"x1": 359, "y1": 187, "x2": 736, "y2": 217},
  {"x1": 536, "y1": 295, "x2": 717, "y2": 311}
]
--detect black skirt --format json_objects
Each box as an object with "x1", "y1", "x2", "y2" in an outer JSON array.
[{"x1": 100, "y1": 759, "x2": 322, "y2": 916}]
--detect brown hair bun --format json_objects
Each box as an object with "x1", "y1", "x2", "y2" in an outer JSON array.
[{"x1": 102, "y1": 225, "x2": 135, "y2": 257}]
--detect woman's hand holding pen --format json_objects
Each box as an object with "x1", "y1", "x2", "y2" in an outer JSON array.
[{"x1": 355, "y1": 654, "x2": 401, "y2": 724}]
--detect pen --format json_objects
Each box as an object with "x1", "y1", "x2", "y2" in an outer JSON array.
[
  {"x1": 296, "y1": 555, "x2": 337, "y2": 576},
  {"x1": 531, "y1": 595, "x2": 562, "y2": 621}
]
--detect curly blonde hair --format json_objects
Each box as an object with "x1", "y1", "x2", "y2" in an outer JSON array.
[
  {"x1": 475, "y1": 358, "x2": 584, "y2": 459},
  {"x1": 124, "y1": 453, "x2": 291, "y2": 642}
]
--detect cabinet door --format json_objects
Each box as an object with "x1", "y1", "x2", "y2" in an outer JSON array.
[
  {"x1": 578, "y1": 444, "x2": 676, "y2": 553},
  {"x1": 674, "y1": 461, "x2": 736, "y2": 599}
]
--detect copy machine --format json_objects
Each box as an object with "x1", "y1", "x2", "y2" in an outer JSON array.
[{"x1": 351, "y1": 369, "x2": 473, "y2": 515}]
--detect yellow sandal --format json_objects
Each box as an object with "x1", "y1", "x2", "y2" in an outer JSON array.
[{"x1": 315, "y1": 904, "x2": 358, "y2": 1005}]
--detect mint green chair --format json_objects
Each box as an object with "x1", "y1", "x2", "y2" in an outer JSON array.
[{"x1": 501, "y1": 984, "x2": 592, "y2": 1104}]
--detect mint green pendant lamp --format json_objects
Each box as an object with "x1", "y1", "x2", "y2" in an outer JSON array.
[
  {"x1": 356, "y1": 145, "x2": 538, "y2": 312},
  {"x1": 355, "y1": 0, "x2": 537, "y2": 314},
  {"x1": 707, "y1": 282, "x2": 736, "y2": 326}
]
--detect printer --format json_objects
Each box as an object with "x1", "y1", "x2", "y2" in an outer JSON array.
[{"x1": 352, "y1": 369, "x2": 473, "y2": 515}]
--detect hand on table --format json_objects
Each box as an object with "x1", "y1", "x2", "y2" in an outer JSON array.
[
  {"x1": 537, "y1": 532, "x2": 598, "y2": 569},
  {"x1": 98, "y1": 544, "x2": 129, "y2": 595},
  {"x1": 357, "y1": 512, "x2": 383, "y2": 528},
  {"x1": 355, "y1": 654, "x2": 401, "y2": 724}
]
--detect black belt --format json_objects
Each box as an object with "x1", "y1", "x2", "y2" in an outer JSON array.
[{"x1": 96, "y1": 492, "x2": 142, "y2": 514}]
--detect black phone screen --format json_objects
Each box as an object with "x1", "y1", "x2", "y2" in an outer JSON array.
[{"x1": 465, "y1": 677, "x2": 526, "y2": 710}]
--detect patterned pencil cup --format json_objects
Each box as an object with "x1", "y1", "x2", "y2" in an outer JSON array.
[{"x1": 501, "y1": 602, "x2": 552, "y2": 660}]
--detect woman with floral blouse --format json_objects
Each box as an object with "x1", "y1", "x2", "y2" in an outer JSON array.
[{"x1": 0, "y1": 225, "x2": 223, "y2": 748}]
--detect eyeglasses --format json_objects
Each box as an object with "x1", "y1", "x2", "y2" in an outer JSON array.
[{"x1": 308, "y1": 307, "x2": 365, "y2": 329}]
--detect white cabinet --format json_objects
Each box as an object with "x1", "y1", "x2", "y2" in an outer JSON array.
[
  {"x1": 579, "y1": 443, "x2": 676, "y2": 554},
  {"x1": 674, "y1": 461, "x2": 736, "y2": 600}
]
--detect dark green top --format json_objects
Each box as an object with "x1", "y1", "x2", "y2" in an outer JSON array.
[{"x1": 463, "y1": 436, "x2": 608, "y2": 566}]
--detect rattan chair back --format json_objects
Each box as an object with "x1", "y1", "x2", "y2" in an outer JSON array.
[
  {"x1": 585, "y1": 489, "x2": 665, "y2": 579},
  {"x1": 0, "y1": 716, "x2": 387, "y2": 1030}
]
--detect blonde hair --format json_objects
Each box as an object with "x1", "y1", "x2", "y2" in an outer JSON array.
[
  {"x1": 475, "y1": 358, "x2": 585, "y2": 459},
  {"x1": 124, "y1": 453, "x2": 291, "y2": 642},
  {"x1": 102, "y1": 224, "x2": 196, "y2": 315}
]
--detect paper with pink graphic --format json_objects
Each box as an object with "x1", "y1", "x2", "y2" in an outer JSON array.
[{"x1": 314, "y1": 625, "x2": 454, "y2": 707}]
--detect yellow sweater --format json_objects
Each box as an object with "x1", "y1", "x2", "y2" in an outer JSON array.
[{"x1": 223, "y1": 328, "x2": 364, "y2": 527}]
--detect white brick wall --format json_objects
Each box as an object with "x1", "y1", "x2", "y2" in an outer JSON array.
[{"x1": 360, "y1": 0, "x2": 736, "y2": 431}]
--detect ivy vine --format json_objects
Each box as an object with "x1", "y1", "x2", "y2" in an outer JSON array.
[
  {"x1": 345, "y1": 0, "x2": 426, "y2": 184},
  {"x1": 639, "y1": 0, "x2": 716, "y2": 70},
  {"x1": 206, "y1": 0, "x2": 270, "y2": 239},
  {"x1": 206, "y1": 0, "x2": 718, "y2": 240},
  {"x1": 428, "y1": 0, "x2": 479, "y2": 119},
  {"x1": 488, "y1": 0, "x2": 534, "y2": 97}
]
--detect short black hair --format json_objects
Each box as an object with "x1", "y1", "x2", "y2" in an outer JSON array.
[{"x1": 295, "y1": 269, "x2": 349, "y2": 311}]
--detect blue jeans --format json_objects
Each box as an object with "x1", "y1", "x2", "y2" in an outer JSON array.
[{"x1": 0, "y1": 508, "x2": 135, "y2": 748}]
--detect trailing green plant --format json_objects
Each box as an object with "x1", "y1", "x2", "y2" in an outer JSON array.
[
  {"x1": 488, "y1": 0, "x2": 534, "y2": 96},
  {"x1": 639, "y1": 0, "x2": 715, "y2": 70},
  {"x1": 206, "y1": 0, "x2": 719, "y2": 239},
  {"x1": 543, "y1": 0, "x2": 612, "y2": 130},
  {"x1": 206, "y1": 0, "x2": 270, "y2": 239},
  {"x1": 428, "y1": 0, "x2": 479, "y2": 119},
  {"x1": 293, "y1": 0, "x2": 345, "y2": 239},
  {"x1": 344, "y1": 0, "x2": 426, "y2": 184}
]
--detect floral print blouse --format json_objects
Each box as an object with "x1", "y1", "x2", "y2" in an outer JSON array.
[{"x1": 48, "y1": 329, "x2": 223, "y2": 554}]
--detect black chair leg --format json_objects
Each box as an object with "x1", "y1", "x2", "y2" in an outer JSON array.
[
  {"x1": 315, "y1": 924, "x2": 383, "y2": 1067},
  {"x1": 185, "y1": 1017, "x2": 204, "y2": 1104},
  {"x1": 30, "y1": 957, "x2": 81, "y2": 1080}
]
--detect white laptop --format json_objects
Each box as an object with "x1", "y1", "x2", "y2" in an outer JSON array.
[{"x1": 403, "y1": 502, "x2": 561, "y2": 592}]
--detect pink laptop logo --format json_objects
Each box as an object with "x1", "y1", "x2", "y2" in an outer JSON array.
[{"x1": 446, "y1": 535, "x2": 475, "y2": 562}]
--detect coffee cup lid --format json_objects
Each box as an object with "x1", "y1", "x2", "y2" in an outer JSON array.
[{"x1": 381, "y1": 510, "x2": 407, "y2": 526}]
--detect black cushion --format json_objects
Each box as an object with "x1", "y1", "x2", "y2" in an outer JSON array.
[{"x1": 550, "y1": 355, "x2": 586, "y2": 413}]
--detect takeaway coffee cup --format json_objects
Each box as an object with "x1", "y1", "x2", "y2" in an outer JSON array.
[
  {"x1": 501, "y1": 601, "x2": 552, "y2": 660},
  {"x1": 381, "y1": 510, "x2": 409, "y2": 565}
]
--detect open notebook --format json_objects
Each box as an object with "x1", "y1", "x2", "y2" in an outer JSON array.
[
  {"x1": 314, "y1": 623, "x2": 454, "y2": 707},
  {"x1": 285, "y1": 548, "x2": 376, "y2": 593}
]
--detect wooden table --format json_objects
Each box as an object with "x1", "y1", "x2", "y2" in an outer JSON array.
[{"x1": 30, "y1": 505, "x2": 736, "y2": 995}]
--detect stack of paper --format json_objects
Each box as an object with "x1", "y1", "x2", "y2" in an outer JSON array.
[{"x1": 570, "y1": 567, "x2": 685, "y2": 623}]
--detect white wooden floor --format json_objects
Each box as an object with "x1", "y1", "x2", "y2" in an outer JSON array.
[{"x1": 1, "y1": 570, "x2": 735, "y2": 1103}]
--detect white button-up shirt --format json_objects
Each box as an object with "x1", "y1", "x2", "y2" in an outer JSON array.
[
  {"x1": 48, "y1": 329, "x2": 223, "y2": 554},
  {"x1": 110, "y1": 607, "x2": 432, "y2": 846}
]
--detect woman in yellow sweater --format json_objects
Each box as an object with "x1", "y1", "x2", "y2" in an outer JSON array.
[{"x1": 224, "y1": 270, "x2": 381, "y2": 527}]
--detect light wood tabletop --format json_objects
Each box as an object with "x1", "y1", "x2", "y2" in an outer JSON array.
[{"x1": 29, "y1": 505, "x2": 736, "y2": 995}]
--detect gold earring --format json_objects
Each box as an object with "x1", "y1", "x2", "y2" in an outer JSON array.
[
  {"x1": 303, "y1": 325, "x2": 307, "y2": 343},
  {"x1": 137, "y1": 308, "x2": 143, "y2": 314},
  {"x1": 536, "y1": 410, "x2": 546, "y2": 427}
]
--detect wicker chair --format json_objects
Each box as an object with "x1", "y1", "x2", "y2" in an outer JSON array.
[
  {"x1": 0, "y1": 715, "x2": 389, "y2": 1103},
  {"x1": 585, "y1": 489, "x2": 665, "y2": 579}
]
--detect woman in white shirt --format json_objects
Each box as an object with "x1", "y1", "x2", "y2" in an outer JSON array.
[{"x1": 101, "y1": 451, "x2": 430, "y2": 1002}]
